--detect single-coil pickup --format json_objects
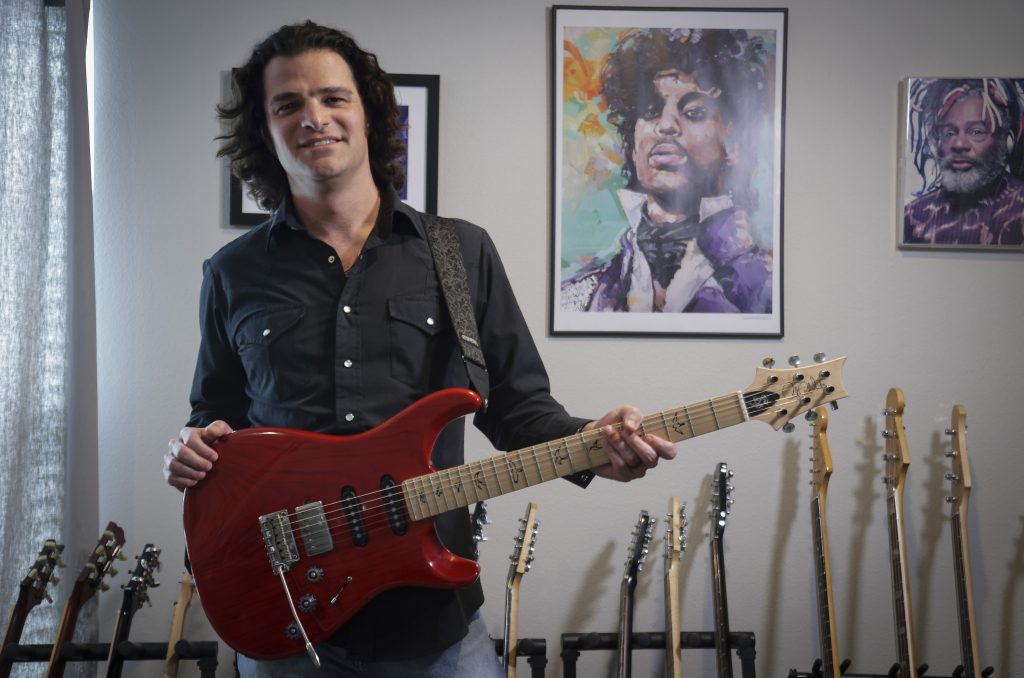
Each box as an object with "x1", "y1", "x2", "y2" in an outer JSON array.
[
  {"x1": 381, "y1": 476, "x2": 407, "y2": 536},
  {"x1": 295, "y1": 501, "x2": 334, "y2": 557},
  {"x1": 258, "y1": 510, "x2": 300, "y2": 573},
  {"x1": 341, "y1": 487, "x2": 368, "y2": 547}
]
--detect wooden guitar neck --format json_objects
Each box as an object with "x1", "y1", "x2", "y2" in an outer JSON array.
[{"x1": 809, "y1": 407, "x2": 840, "y2": 678}]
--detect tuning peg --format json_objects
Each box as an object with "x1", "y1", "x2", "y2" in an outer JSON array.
[
  {"x1": 945, "y1": 472, "x2": 960, "y2": 481},
  {"x1": 117, "y1": 552, "x2": 128, "y2": 561},
  {"x1": 99, "y1": 582, "x2": 111, "y2": 592},
  {"x1": 762, "y1": 357, "x2": 776, "y2": 368},
  {"x1": 109, "y1": 567, "x2": 119, "y2": 577},
  {"x1": 782, "y1": 423, "x2": 795, "y2": 433},
  {"x1": 805, "y1": 410, "x2": 818, "y2": 422},
  {"x1": 945, "y1": 450, "x2": 958, "y2": 458},
  {"x1": 945, "y1": 495, "x2": 955, "y2": 503},
  {"x1": 43, "y1": 591, "x2": 54, "y2": 604},
  {"x1": 788, "y1": 355, "x2": 801, "y2": 367},
  {"x1": 50, "y1": 574, "x2": 60, "y2": 585},
  {"x1": 813, "y1": 353, "x2": 826, "y2": 363},
  {"x1": 829, "y1": 401, "x2": 839, "y2": 411}
]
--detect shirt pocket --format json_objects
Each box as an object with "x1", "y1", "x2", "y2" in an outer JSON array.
[
  {"x1": 388, "y1": 296, "x2": 445, "y2": 387},
  {"x1": 233, "y1": 305, "x2": 307, "y2": 402}
]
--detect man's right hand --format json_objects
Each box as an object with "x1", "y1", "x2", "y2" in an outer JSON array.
[{"x1": 163, "y1": 421, "x2": 233, "y2": 491}]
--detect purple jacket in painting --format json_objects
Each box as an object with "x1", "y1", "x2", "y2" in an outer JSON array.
[{"x1": 561, "y1": 191, "x2": 773, "y2": 314}]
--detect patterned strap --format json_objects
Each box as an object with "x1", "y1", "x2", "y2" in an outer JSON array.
[{"x1": 423, "y1": 214, "x2": 490, "y2": 407}]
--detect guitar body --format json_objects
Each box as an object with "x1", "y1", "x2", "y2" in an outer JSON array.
[{"x1": 183, "y1": 388, "x2": 483, "y2": 660}]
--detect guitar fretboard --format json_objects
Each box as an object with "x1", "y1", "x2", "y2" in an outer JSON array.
[
  {"x1": 811, "y1": 497, "x2": 837, "y2": 678},
  {"x1": 404, "y1": 392, "x2": 747, "y2": 521},
  {"x1": 885, "y1": 491, "x2": 916, "y2": 678},
  {"x1": 951, "y1": 512, "x2": 979, "y2": 677}
]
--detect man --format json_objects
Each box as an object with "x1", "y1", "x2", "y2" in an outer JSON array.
[
  {"x1": 161, "y1": 21, "x2": 676, "y2": 677},
  {"x1": 561, "y1": 28, "x2": 773, "y2": 314},
  {"x1": 903, "y1": 78, "x2": 1024, "y2": 246}
]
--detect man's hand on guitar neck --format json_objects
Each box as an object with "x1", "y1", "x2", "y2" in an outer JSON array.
[
  {"x1": 163, "y1": 421, "x2": 232, "y2": 491},
  {"x1": 584, "y1": 405, "x2": 676, "y2": 482}
]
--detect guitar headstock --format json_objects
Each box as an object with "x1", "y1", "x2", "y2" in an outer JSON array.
[
  {"x1": 76, "y1": 521, "x2": 127, "y2": 604},
  {"x1": 19, "y1": 539, "x2": 65, "y2": 610},
  {"x1": 809, "y1": 406, "x2": 834, "y2": 500},
  {"x1": 710, "y1": 462, "x2": 734, "y2": 540},
  {"x1": 664, "y1": 496, "x2": 687, "y2": 566},
  {"x1": 882, "y1": 387, "x2": 911, "y2": 493},
  {"x1": 624, "y1": 510, "x2": 656, "y2": 581},
  {"x1": 743, "y1": 354, "x2": 848, "y2": 431},
  {"x1": 471, "y1": 501, "x2": 490, "y2": 557},
  {"x1": 945, "y1": 404, "x2": 972, "y2": 510},
  {"x1": 509, "y1": 502, "x2": 539, "y2": 578},
  {"x1": 122, "y1": 544, "x2": 161, "y2": 614}
]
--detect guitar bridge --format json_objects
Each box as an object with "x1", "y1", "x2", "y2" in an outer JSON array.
[{"x1": 259, "y1": 510, "x2": 300, "y2": 572}]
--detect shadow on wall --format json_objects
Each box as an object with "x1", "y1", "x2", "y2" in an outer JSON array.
[
  {"x1": 913, "y1": 429, "x2": 951, "y2": 663},
  {"x1": 841, "y1": 415, "x2": 883, "y2": 664},
  {"x1": 1000, "y1": 515, "x2": 1024, "y2": 677}
]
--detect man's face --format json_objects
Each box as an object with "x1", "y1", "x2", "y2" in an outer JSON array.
[
  {"x1": 934, "y1": 94, "x2": 1007, "y2": 194},
  {"x1": 632, "y1": 70, "x2": 729, "y2": 213},
  {"x1": 263, "y1": 49, "x2": 372, "y2": 193}
]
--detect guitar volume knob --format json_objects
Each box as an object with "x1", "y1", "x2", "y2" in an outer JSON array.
[{"x1": 298, "y1": 594, "x2": 318, "y2": 613}]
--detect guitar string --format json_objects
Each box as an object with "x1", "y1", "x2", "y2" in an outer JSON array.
[
  {"x1": 275, "y1": 389, "x2": 817, "y2": 538},
  {"x1": 278, "y1": 390, "x2": 754, "y2": 534},
  {"x1": 265, "y1": 390, "x2": 819, "y2": 541}
]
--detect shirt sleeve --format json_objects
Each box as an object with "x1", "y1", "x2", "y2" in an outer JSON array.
[
  {"x1": 187, "y1": 259, "x2": 251, "y2": 430},
  {"x1": 465, "y1": 228, "x2": 594, "y2": 487}
]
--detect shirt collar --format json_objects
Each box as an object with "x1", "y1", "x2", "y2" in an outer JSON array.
[{"x1": 264, "y1": 184, "x2": 424, "y2": 252}]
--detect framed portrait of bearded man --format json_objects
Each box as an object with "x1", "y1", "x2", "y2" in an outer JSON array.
[
  {"x1": 551, "y1": 6, "x2": 786, "y2": 337},
  {"x1": 899, "y1": 77, "x2": 1024, "y2": 251}
]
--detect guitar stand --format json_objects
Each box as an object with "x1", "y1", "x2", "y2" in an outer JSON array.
[
  {"x1": 559, "y1": 630, "x2": 756, "y2": 678},
  {"x1": 787, "y1": 660, "x2": 995, "y2": 678},
  {"x1": 494, "y1": 637, "x2": 548, "y2": 678},
  {"x1": 0, "y1": 639, "x2": 219, "y2": 677}
]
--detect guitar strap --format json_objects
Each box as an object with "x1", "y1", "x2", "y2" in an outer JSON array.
[{"x1": 422, "y1": 214, "x2": 490, "y2": 409}]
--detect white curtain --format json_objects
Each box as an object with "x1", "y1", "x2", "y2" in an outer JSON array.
[{"x1": 0, "y1": 0, "x2": 97, "y2": 673}]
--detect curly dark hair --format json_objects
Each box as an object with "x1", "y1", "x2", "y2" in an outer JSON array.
[
  {"x1": 601, "y1": 29, "x2": 771, "y2": 205},
  {"x1": 216, "y1": 21, "x2": 405, "y2": 211}
]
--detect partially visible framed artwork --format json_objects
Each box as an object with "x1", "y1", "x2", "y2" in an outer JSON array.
[
  {"x1": 226, "y1": 73, "x2": 440, "y2": 226},
  {"x1": 898, "y1": 77, "x2": 1024, "y2": 251},
  {"x1": 551, "y1": 6, "x2": 786, "y2": 337},
  {"x1": 392, "y1": 74, "x2": 440, "y2": 214}
]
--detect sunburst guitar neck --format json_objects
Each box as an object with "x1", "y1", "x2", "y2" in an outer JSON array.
[
  {"x1": 946, "y1": 405, "x2": 982, "y2": 678},
  {"x1": 882, "y1": 388, "x2": 917, "y2": 678},
  {"x1": 663, "y1": 497, "x2": 686, "y2": 678},
  {"x1": 809, "y1": 407, "x2": 840, "y2": 678}
]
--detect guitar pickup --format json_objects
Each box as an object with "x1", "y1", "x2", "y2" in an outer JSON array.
[
  {"x1": 295, "y1": 501, "x2": 334, "y2": 557},
  {"x1": 258, "y1": 510, "x2": 300, "y2": 573}
]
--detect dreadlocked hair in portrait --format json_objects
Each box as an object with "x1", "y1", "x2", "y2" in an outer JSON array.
[
  {"x1": 907, "y1": 78, "x2": 1024, "y2": 195},
  {"x1": 600, "y1": 28, "x2": 771, "y2": 209},
  {"x1": 216, "y1": 21, "x2": 406, "y2": 211}
]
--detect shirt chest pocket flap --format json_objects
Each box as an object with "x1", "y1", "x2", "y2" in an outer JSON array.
[
  {"x1": 233, "y1": 306, "x2": 306, "y2": 400},
  {"x1": 388, "y1": 297, "x2": 444, "y2": 383}
]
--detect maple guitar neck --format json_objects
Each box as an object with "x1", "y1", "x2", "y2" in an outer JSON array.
[
  {"x1": 503, "y1": 503, "x2": 537, "y2": 678},
  {"x1": 809, "y1": 407, "x2": 840, "y2": 678},
  {"x1": 882, "y1": 388, "x2": 917, "y2": 678},
  {"x1": 946, "y1": 405, "x2": 982, "y2": 678},
  {"x1": 162, "y1": 572, "x2": 196, "y2": 678},
  {"x1": 663, "y1": 497, "x2": 685, "y2": 678},
  {"x1": 405, "y1": 357, "x2": 847, "y2": 523}
]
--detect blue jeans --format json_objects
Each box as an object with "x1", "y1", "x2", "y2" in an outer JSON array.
[{"x1": 236, "y1": 611, "x2": 504, "y2": 678}]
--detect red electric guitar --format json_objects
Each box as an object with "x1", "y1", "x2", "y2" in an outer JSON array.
[{"x1": 183, "y1": 355, "x2": 848, "y2": 661}]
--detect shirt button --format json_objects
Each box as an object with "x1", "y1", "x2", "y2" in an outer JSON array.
[
  {"x1": 345, "y1": 413, "x2": 355, "y2": 422},
  {"x1": 343, "y1": 359, "x2": 353, "y2": 368},
  {"x1": 262, "y1": 328, "x2": 271, "y2": 337},
  {"x1": 343, "y1": 305, "x2": 352, "y2": 314},
  {"x1": 426, "y1": 317, "x2": 435, "y2": 326},
  {"x1": 328, "y1": 255, "x2": 336, "y2": 264}
]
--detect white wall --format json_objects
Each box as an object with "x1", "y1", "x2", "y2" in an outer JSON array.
[{"x1": 92, "y1": 1, "x2": 1024, "y2": 676}]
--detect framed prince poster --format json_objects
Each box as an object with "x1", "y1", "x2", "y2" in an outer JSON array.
[{"x1": 551, "y1": 6, "x2": 786, "y2": 337}]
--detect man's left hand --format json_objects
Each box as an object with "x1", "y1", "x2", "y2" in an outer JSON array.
[{"x1": 584, "y1": 405, "x2": 677, "y2": 482}]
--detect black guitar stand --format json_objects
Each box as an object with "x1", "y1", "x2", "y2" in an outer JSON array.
[
  {"x1": 1, "y1": 639, "x2": 219, "y2": 676},
  {"x1": 787, "y1": 660, "x2": 995, "y2": 678},
  {"x1": 494, "y1": 637, "x2": 547, "y2": 678},
  {"x1": 560, "y1": 630, "x2": 756, "y2": 678}
]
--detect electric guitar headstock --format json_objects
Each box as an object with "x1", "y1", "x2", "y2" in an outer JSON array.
[
  {"x1": 809, "y1": 406, "x2": 834, "y2": 503},
  {"x1": 508, "y1": 503, "x2": 538, "y2": 583},
  {"x1": 882, "y1": 387, "x2": 911, "y2": 495},
  {"x1": 664, "y1": 496, "x2": 687, "y2": 570},
  {"x1": 743, "y1": 354, "x2": 848, "y2": 431},
  {"x1": 623, "y1": 510, "x2": 656, "y2": 588},
  {"x1": 711, "y1": 462, "x2": 734, "y2": 541},
  {"x1": 470, "y1": 501, "x2": 490, "y2": 559},
  {"x1": 945, "y1": 405, "x2": 972, "y2": 513},
  {"x1": 17, "y1": 540, "x2": 65, "y2": 612},
  {"x1": 121, "y1": 544, "x2": 161, "y2": 617}
]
